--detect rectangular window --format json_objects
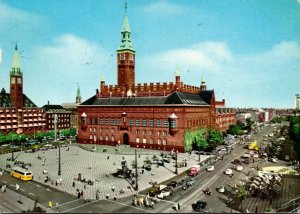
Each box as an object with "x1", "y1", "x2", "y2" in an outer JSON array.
[
  {"x1": 90, "y1": 135, "x2": 93, "y2": 140},
  {"x1": 111, "y1": 118, "x2": 115, "y2": 125},
  {"x1": 143, "y1": 130, "x2": 146, "y2": 136},
  {"x1": 111, "y1": 129, "x2": 114, "y2": 134},
  {"x1": 150, "y1": 130, "x2": 153, "y2": 136},
  {"x1": 93, "y1": 128, "x2": 96, "y2": 132},
  {"x1": 99, "y1": 128, "x2": 102, "y2": 133},
  {"x1": 105, "y1": 118, "x2": 109, "y2": 125},
  {"x1": 163, "y1": 139, "x2": 167, "y2": 145},
  {"x1": 149, "y1": 119, "x2": 154, "y2": 127},
  {"x1": 163, "y1": 131, "x2": 167, "y2": 137},
  {"x1": 105, "y1": 136, "x2": 109, "y2": 141},
  {"x1": 143, "y1": 138, "x2": 146, "y2": 144},
  {"x1": 157, "y1": 139, "x2": 161, "y2": 145},
  {"x1": 100, "y1": 135, "x2": 103, "y2": 140},
  {"x1": 89, "y1": 128, "x2": 92, "y2": 132},
  {"x1": 156, "y1": 120, "x2": 161, "y2": 127},
  {"x1": 136, "y1": 138, "x2": 140, "y2": 143},
  {"x1": 117, "y1": 119, "x2": 121, "y2": 125},
  {"x1": 171, "y1": 120, "x2": 176, "y2": 128},
  {"x1": 136, "y1": 129, "x2": 140, "y2": 135},
  {"x1": 129, "y1": 119, "x2": 134, "y2": 126},
  {"x1": 99, "y1": 118, "x2": 103, "y2": 125},
  {"x1": 163, "y1": 120, "x2": 169, "y2": 128},
  {"x1": 94, "y1": 118, "x2": 98, "y2": 125},
  {"x1": 142, "y1": 119, "x2": 147, "y2": 127},
  {"x1": 89, "y1": 118, "x2": 92, "y2": 125},
  {"x1": 111, "y1": 136, "x2": 115, "y2": 141},
  {"x1": 158, "y1": 131, "x2": 161, "y2": 137},
  {"x1": 135, "y1": 119, "x2": 140, "y2": 126},
  {"x1": 150, "y1": 139, "x2": 154, "y2": 144}
]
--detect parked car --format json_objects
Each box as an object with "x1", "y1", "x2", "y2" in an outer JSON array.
[
  {"x1": 232, "y1": 159, "x2": 240, "y2": 164},
  {"x1": 206, "y1": 166, "x2": 214, "y2": 172},
  {"x1": 269, "y1": 157, "x2": 278, "y2": 163},
  {"x1": 157, "y1": 187, "x2": 173, "y2": 199},
  {"x1": 167, "y1": 181, "x2": 178, "y2": 188},
  {"x1": 225, "y1": 169, "x2": 233, "y2": 175},
  {"x1": 186, "y1": 178, "x2": 197, "y2": 187},
  {"x1": 217, "y1": 186, "x2": 225, "y2": 193},
  {"x1": 192, "y1": 200, "x2": 207, "y2": 211},
  {"x1": 236, "y1": 165, "x2": 243, "y2": 171}
]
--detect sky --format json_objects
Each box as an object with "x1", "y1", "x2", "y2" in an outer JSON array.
[{"x1": 0, "y1": 0, "x2": 299, "y2": 108}]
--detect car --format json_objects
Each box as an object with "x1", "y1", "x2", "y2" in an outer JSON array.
[
  {"x1": 192, "y1": 200, "x2": 207, "y2": 211},
  {"x1": 186, "y1": 178, "x2": 197, "y2": 187},
  {"x1": 167, "y1": 181, "x2": 178, "y2": 188},
  {"x1": 157, "y1": 187, "x2": 173, "y2": 199},
  {"x1": 232, "y1": 159, "x2": 240, "y2": 164},
  {"x1": 225, "y1": 169, "x2": 233, "y2": 175},
  {"x1": 206, "y1": 166, "x2": 214, "y2": 172},
  {"x1": 242, "y1": 153, "x2": 251, "y2": 158},
  {"x1": 236, "y1": 165, "x2": 243, "y2": 171},
  {"x1": 217, "y1": 186, "x2": 225, "y2": 193},
  {"x1": 269, "y1": 158, "x2": 278, "y2": 163}
]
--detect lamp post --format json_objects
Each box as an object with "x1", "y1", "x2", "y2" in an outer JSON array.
[
  {"x1": 135, "y1": 149, "x2": 139, "y2": 191},
  {"x1": 11, "y1": 135, "x2": 14, "y2": 161},
  {"x1": 175, "y1": 150, "x2": 178, "y2": 174},
  {"x1": 54, "y1": 114, "x2": 61, "y2": 176}
]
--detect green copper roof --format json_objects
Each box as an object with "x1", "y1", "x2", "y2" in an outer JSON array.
[
  {"x1": 118, "y1": 14, "x2": 134, "y2": 52},
  {"x1": 77, "y1": 85, "x2": 81, "y2": 97},
  {"x1": 10, "y1": 44, "x2": 23, "y2": 77}
]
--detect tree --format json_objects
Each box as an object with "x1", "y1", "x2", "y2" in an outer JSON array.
[
  {"x1": 227, "y1": 124, "x2": 243, "y2": 135},
  {"x1": 236, "y1": 186, "x2": 249, "y2": 212},
  {"x1": 207, "y1": 129, "x2": 223, "y2": 149},
  {"x1": 245, "y1": 118, "x2": 254, "y2": 131}
]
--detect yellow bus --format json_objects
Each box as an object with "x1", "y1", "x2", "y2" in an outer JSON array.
[{"x1": 10, "y1": 166, "x2": 33, "y2": 181}]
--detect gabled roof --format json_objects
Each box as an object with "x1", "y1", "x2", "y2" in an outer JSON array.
[
  {"x1": 199, "y1": 90, "x2": 214, "y2": 105},
  {"x1": 80, "y1": 91, "x2": 210, "y2": 106},
  {"x1": 0, "y1": 89, "x2": 37, "y2": 108}
]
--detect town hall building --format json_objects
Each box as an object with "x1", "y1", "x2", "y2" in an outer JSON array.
[{"x1": 78, "y1": 10, "x2": 235, "y2": 152}]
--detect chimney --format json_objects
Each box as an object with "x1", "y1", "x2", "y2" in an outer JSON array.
[{"x1": 47, "y1": 100, "x2": 50, "y2": 105}]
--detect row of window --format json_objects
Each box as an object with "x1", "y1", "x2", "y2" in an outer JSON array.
[
  {"x1": 49, "y1": 119, "x2": 69, "y2": 123},
  {"x1": 89, "y1": 134, "x2": 167, "y2": 145},
  {"x1": 48, "y1": 124, "x2": 69, "y2": 129},
  {"x1": 48, "y1": 114, "x2": 69, "y2": 118},
  {"x1": 88, "y1": 118, "x2": 173, "y2": 128},
  {"x1": 89, "y1": 127, "x2": 168, "y2": 137}
]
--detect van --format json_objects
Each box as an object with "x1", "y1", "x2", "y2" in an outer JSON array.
[{"x1": 10, "y1": 166, "x2": 33, "y2": 181}]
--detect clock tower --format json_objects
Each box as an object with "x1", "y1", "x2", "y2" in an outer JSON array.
[
  {"x1": 10, "y1": 44, "x2": 23, "y2": 109},
  {"x1": 117, "y1": 5, "x2": 135, "y2": 90}
]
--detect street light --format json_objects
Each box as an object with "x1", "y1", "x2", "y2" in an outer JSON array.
[
  {"x1": 175, "y1": 150, "x2": 178, "y2": 174},
  {"x1": 134, "y1": 149, "x2": 138, "y2": 191},
  {"x1": 54, "y1": 114, "x2": 61, "y2": 176}
]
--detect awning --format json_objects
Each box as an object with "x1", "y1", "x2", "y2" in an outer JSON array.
[
  {"x1": 0, "y1": 115, "x2": 5, "y2": 117},
  {"x1": 24, "y1": 124, "x2": 28, "y2": 127},
  {"x1": 7, "y1": 125, "x2": 12, "y2": 128},
  {"x1": 18, "y1": 125, "x2": 23, "y2": 127},
  {"x1": 18, "y1": 109, "x2": 22, "y2": 112},
  {"x1": 29, "y1": 119, "x2": 33, "y2": 121},
  {"x1": 24, "y1": 114, "x2": 28, "y2": 117},
  {"x1": 33, "y1": 118, "x2": 38, "y2": 121},
  {"x1": 6, "y1": 114, "x2": 11, "y2": 117},
  {"x1": 29, "y1": 114, "x2": 33, "y2": 116},
  {"x1": 12, "y1": 114, "x2": 17, "y2": 117},
  {"x1": 6, "y1": 120, "x2": 11, "y2": 123},
  {"x1": 29, "y1": 124, "x2": 33, "y2": 127},
  {"x1": 23, "y1": 119, "x2": 28, "y2": 122}
]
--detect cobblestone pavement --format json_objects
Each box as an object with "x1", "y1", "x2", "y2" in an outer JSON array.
[{"x1": 0, "y1": 143, "x2": 211, "y2": 201}]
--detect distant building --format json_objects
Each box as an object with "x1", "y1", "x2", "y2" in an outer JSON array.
[
  {"x1": 77, "y1": 8, "x2": 230, "y2": 152},
  {"x1": 0, "y1": 45, "x2": 45, "y2": 135},
  {"x1": 42, "y1": 102, "x2": 71, "y2": 131},
  {"x1": 61, "y1": 85, "x2": 81, "y2": 129},
  {"x1": 216, "y1": 108, "x2": 236, "y2": 132},
  {"x1": 296, "y1": 94, "x2": 300, "y2": 110},
  {"x1": 236, "y1": 112, "x2": 252, "y2": 124}
]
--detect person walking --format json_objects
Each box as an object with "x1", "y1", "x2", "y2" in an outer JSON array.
[
  {"x1": 80, "y1": 190, "x2": 84, "y2": 198},
  {"x1": 178, "y1": 202, "x2": 180, "y2": 211},
  {"x1": 2, "y1": 184, "x2": 6, "y2": 193},
  {"x1": 112, "y1": 185, "x2": 115, "y2": 192},
  {"x1": 106, "y1": 193, "x2": 110, "y2": 199},
  {"x1": 16, "y1": 184, "x2": 20, "y2": 191}
]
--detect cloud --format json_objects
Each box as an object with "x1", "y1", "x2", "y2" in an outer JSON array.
[
  {"x1": 24, "y1": 34, "x2": 112, "y2": 106},
  {"x1": 137, "y1": 41, "x2": 300, "y2": 108},
  {"x1": 141, "y1": 0, "x2": 190, "y2": 15}
]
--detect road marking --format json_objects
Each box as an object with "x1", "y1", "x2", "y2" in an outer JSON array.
[
  {"x1": 54, "y1": 199, "x2": 82, "y2": 207},
  {"x1": 28, "y1": 192, "x2": 35, "y2": 196}
]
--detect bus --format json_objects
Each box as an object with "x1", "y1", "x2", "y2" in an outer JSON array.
[{"x1": 10, "y1": 166, "x2": 33, "y2": 181}]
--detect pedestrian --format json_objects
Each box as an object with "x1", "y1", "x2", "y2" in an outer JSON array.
[
  {"x1": 16, "y1": 184, "x2": 20, "y2": 191},
  {"x1": 96, "y1": 191, "x2": 100, "y2": 200},
  {"x1": 77, "y1": 191, "x2": 81, "y2": 199},
  {"x1": 112, "y1": 185, "x2": 115, "y2": 192},
  {"x1": 2, "y1": 184, "x2": 6, "y2": 193},
  {"x1": 72, "y1": 181, "x2": 75, "y2": 187},
  {"x1": 80, "y1": 190, "x2": 84, "y2": 197},
  {"x1": 84, "y1": 184, "x2": 86, "y2": 189},
  {"x1": 178, "y1": 202, "x2": 180, "y2": 211},
  {"x1": 142, "y1": 169, "x2": 144, "y2": 174},
  {"x1": 106, "y1": 193, "x2": 109, "y2": 199},
  {"x1": 55, "y1": 179, "x2": 58, "y2": 186},
  {"x1": 107, "y1": 155, "x2": 110, "y2": 160},
  {"x1": 113, "y1": 194, "x2": 117, "y2": 201}
]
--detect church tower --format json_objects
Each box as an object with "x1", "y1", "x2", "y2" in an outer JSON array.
[
  {"x1": 200, "y1": 73, "x2": 207, "y2": 91},
  {"x1": 10, "y1": 44, "x2": 23, "y2": 109},
  {"x1": 76, "y1": 84, "x2": 82, "y2": 104},
  {"x1": 117, "y1": 4, "x2": 135, "y2": 90}
]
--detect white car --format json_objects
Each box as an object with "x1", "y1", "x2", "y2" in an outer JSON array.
[
  {"x1": 207, "y1": 166, "x2": 214, "y2": 172},
  {"x1": 218, "y1": 186, "x2": 225, "y2": 193},
  {"x1": 236, "y1": 165, "x2": 243, "y2": 171},
  {"x1": 270, "y1": 158, "x2": 277, "y2": 163},
  {"x1": 242, "y1": 153, "x2": 251, "y2": 158},
  {"x1": 225, "y1": 169, "x2": 233, "y2": 175}
]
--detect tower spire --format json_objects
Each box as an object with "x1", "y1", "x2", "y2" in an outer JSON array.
[
  {"x1": 10, "y1": 43, "x2": 22, "y2": 76},
  {"x1": 200, "y1": 71, "x2": 206, "y2": 91},
  {"x1": 118, "y1": 2, "x2": 134, "y2": 52},
  {"x1": 76, "y1": 83, "x2": 81, "y2": 104}
]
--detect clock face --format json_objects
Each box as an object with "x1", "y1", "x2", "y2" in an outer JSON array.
[
  {"x1": 120, "y1": 54, "x2": 125, "y2": 60},
  {"x1": 17, "y1": 77, "x2": 22, "y2": 84},
  {"x1": 11, "y1": 77, "x2": 15, "y2": 84}
]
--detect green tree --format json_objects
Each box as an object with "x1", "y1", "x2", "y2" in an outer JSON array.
[
  {"x1": 245, "y1": 117, "x2": 254, "y2": 131},
  {"x1": 227, "y1": 124, "x2": 243, "y2": 135},
  {"x1": 207, "y1": 129, "x2": 223, "y2": 149},
  {"x1": 236, "y1": 186, "x2": 249, "y2": 212}
]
